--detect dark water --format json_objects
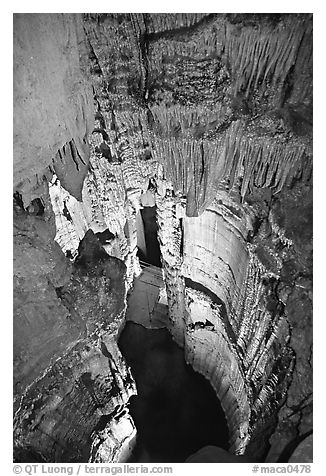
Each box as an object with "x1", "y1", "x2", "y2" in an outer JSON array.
[{"x1": 118, "y1": 322, "x2": 229, "y2": 463}]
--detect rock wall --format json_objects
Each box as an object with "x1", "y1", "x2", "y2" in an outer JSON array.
[
  {"x1": 13, "y1": 13, "x2": 312, "y2": 463},
  {"x1": 13, "y1": 14, "x2": 139, "y2": 463},
  {"x1": 14, "y1": 194, "x2": 137, "y2": 461},
  {"x1": 155, "y1": 179, "x2": 311, "y2": 459},
  {"x1": 13, "y1": 14, "x2": 94, "y2": 201},
  {"x1": 180, "y1": 193, "x2": 295, "y2": 456},
  {"x1": 156, "y1": 191, "x2": 187, "y2": 344}
]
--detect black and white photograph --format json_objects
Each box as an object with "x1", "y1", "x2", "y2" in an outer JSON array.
[{"x1": 11, "y1": 4, "x2": 315, "y2": 471}]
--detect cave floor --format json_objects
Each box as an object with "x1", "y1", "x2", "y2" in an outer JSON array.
[
  {"x1": 125, "y1": 264, "x2": 169, "y2": 329},
  {"x1": 118, "y1": 321, "x2": 229, "y2": 463}
]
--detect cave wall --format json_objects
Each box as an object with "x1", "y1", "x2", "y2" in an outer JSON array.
[
  {"x1": 13, "y1": 13, "x2": 312, "y2": 463},
  {"x1": 181, "y1": 195, "x2": 296, "y2": 456},
  {"x1": 14, "y1": 193, "x2": 137, "y2": 461},
  {"x1": 156, "y1": 180, "x2": 311, "y2": 458},
  {"x1": 14, "y1": 14, "x2": 94, "y2": 202},
  {"x1": 13, "y1": 14, "x2": 137, "y2": 463}
]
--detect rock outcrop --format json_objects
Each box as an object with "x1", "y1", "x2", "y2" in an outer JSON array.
[
  {"x1": 13, "y1": 13, "x2": 312, "y2": 463},
  {"x1": 14, "y1": 203, "x2": 136, "y2": 462},
  {"x1": 13, "y1": 14, "x2": 137, "y2": 463}
]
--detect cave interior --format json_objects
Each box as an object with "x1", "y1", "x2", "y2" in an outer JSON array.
[{"x1": 13, "y1": 12, "x2": 312, "y2": 464}]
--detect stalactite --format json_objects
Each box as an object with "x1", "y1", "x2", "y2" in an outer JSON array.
[
  {"x1": 145, "y1": 13, "x2": 208, "y2": 35},
  {"x1": 15, "y1": 12, "x2": 312, "y2": 463},
  {"x1": 223, "y1": 16, "x2": 308, "y2": 97}
]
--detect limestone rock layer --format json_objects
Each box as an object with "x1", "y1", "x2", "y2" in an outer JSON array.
[
  {"x1": 14, "y1": 14, "x2": 94, "y2": 195},
  {"x1": 13, "y1": 13, "x2": 312, "y2": 463}
]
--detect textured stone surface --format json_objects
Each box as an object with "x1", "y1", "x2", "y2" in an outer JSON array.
[
  {"x1": 162, "y1": 192, "x2": 292, "y2": 455},
  {"x1": 89, "y1": 411, "x2": 137, "y2": 463},
  {"x1": 13, "y1": 14, "x2": 94, "y2": 197},
  {"x1": 14, "y1": 195, "x2": 136, "y2": 462},
  {"x1": 13, "y1": 13, "x2": 312, "y2": 463},
  {"x1": 264, "y1": 184, "x2": 313, "y2": 461},
  {"x1": 14, "y1": 188, "x2": 72, "y2": 395},
  {"x1": 288, "y1": 434, "x2": 313, "y2": 463},
  {"x1": 14, "y1": 337, "x2": 135, "y2": 463}
]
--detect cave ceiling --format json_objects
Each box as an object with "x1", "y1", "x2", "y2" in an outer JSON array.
[{"x1": 13, "y1": 13, "x2": 312, "y2": 464}]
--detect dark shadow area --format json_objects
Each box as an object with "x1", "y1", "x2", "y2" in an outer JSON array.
[
  {"x1": 138, "y1": 206, "x2": 162, "y2": 267},
  {"x1": 277, "y1": 430, "x2": 313, "y2": 463},
  {"x1": 118, "y1": 322, "x2": 229, "y2": 463},
  {"x1": 13, "y1": 448, "x2": 47, "y2": 463}
]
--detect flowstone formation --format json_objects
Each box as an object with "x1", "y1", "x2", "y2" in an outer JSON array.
[{"x1": 13, "y1": 13, "x2": 312, "y2": 463}]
